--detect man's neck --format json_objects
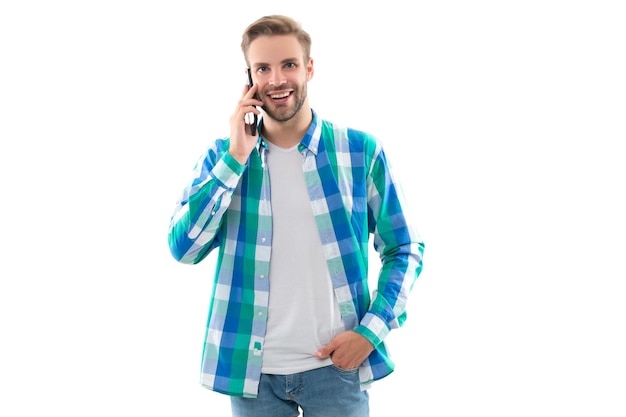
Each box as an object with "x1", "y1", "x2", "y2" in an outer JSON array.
[{"x1": 261, "y1": 105, "x2": 313, "y2": 149}]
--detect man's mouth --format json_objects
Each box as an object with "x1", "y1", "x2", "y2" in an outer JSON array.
[{"x1": 268, "y1": 91, "x2": 292, "y2": 102}]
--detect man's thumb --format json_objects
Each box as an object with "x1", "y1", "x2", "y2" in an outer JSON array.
[{"x1": 315, "y1": 344, "x2": 334, "y2": 359}]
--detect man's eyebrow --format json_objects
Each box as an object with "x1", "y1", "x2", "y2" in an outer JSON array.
[{"x1": 252, "y1": 57, "x2": 299, "y2": 68}]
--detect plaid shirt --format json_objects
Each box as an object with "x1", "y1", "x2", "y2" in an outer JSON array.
[{"x1": 168, "y1": 110, "x2": 424, "y2": 398}]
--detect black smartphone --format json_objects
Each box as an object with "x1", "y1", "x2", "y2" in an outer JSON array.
[{"x1": 246, "y1": 68, "x2": 258, "y2": 136}]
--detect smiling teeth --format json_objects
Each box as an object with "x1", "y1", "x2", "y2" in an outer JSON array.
[{"x1": 271, "y1": 92, "x2": 290, "y2": 99}]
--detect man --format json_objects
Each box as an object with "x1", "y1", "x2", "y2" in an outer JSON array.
[{"x1": 168, "y1": 14, "x2": 424, "y2": 417}]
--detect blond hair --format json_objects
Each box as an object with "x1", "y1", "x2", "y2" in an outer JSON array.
[{"x1": 241, "y1": 15, "x2": 312, "y2": 66}]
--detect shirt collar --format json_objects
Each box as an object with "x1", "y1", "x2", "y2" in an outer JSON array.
[
  {"x1": 298, "y1": 109, "x2": 321, "y2": 155},
  {"x1": 256, "y1": 109, "x2": 321, "y2": 156}
]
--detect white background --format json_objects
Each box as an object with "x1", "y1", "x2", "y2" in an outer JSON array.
[{"x1": 1, "y1": 1, "x2": 625, "y2": 416}]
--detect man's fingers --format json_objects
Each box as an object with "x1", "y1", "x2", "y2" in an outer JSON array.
[{"x1": 315, "y1": 344, "x2": 334, "y2": 359}]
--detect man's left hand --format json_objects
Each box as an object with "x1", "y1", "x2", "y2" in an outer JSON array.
[{"x1": 315, "y1": 331, "x2": 374, "y2": 370}]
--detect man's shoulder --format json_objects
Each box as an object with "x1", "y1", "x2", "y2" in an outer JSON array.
[
  {"x1": 318, "y1": 118, "x2": 380, "y2": 154},
  {"x1": 190, "y1": 136, "x2": 232, "y2": 166},
  {"x1": 318, "y1": 116, "x2": 375, "y2": 138}
]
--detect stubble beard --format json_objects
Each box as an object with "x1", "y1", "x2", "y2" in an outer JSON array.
[{"x1": 261, "y1": 82, "x2": 307, "y2": 123}]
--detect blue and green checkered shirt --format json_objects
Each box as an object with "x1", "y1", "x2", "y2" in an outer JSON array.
[{"x1": 168, "y1": 110, "x2": 424, "y2": 398}]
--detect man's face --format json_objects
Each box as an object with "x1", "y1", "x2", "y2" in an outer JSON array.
[{"x1": 247, "y1": 35, "x2": 313, "y2": 123}]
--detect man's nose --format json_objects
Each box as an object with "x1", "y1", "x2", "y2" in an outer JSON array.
[{"x1": 268, "y1": 70, "x2": 286, "y2": 86}]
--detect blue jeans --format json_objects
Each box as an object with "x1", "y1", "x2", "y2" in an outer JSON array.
[{"x1": 230, "y1": 365, "x2": 370, "y2": 417}]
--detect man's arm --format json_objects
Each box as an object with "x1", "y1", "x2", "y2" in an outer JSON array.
[
  {"x1": 355, "y1": 143, "x2": 425, "y2": 347},
  {"x1": 168, "y1": 83, "x2": 263, "y2": 264},
  {"x1": 167, "y1": 147, "x2": 246, "y2": 264}
]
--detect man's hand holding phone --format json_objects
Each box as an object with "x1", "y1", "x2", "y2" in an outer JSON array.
[{"x1": 228, "y1": 82, "x2": 262, "y2": 165}]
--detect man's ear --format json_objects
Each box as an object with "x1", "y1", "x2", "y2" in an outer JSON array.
[{"x1": 306, "y1": 58, "x2": 314, "y2": 81}]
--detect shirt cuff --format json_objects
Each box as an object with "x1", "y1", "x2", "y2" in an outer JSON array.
[
  {"x1": 213, "y1": 151, "x2": 246, "y2": 189},
  {"x1": 354, "y1": 312, "x2": 390, "y2": 348}
]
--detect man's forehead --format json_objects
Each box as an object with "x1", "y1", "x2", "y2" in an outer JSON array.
[{"x1": 248, "y1": 35, "x2": 304, "y2": 66}]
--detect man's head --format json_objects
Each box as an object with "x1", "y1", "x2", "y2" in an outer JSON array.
[{"x1": 241, "y1": 15, "x2": 314, "y2": 124}]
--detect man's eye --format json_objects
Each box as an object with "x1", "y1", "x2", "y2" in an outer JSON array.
[
  {"x1": 285, "y1": 63, "x2": 296, "y2": 69},
  {"x1": 258, "y1": 67, "x2": 268, "y2": 73}
]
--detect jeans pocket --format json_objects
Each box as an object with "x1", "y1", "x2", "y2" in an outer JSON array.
[{"x1": 331, "y1": 363, "x2": 359, "y2": 374}]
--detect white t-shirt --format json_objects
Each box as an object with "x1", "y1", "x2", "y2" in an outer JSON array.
[{"x1": 261, "y1": 141, "x2": 345, "y2": 374}]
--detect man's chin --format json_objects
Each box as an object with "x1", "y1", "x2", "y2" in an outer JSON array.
[{"x1": 264, "y1": 106, "x2": 297, "y2": 123}]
